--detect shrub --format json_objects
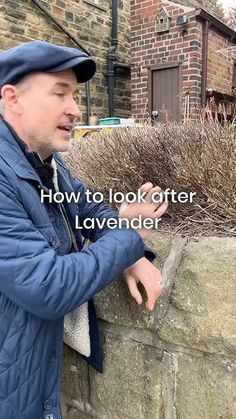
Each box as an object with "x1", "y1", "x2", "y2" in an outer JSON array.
[{"x1": 64, "y1": 121, "x2": 236, "y2": 236}]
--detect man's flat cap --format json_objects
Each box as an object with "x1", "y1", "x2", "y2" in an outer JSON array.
[{"x1": 0, "y1": 40, "x2": 96, "y2": 90}]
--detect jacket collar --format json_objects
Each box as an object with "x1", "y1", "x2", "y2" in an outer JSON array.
[{"x1": 0, "y1": 117, "x2": 49, "y2": 189}]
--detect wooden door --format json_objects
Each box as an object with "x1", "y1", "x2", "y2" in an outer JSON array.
[{"x1": 148, "y1": 63, "x2": 182, "y2": 122}]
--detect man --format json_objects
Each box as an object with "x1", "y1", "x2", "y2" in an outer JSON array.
[{"x1": 0, "y1": 41, "x2": 167, "y2": 419}]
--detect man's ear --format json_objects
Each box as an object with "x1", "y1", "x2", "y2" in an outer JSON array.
[{"x1": 1, "y1": 85, "x2": 22, "y2": 114}]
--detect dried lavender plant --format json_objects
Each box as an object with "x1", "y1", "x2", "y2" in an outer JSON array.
[{"x1": 63, "y1": 120, "x2": 236, "y2": 236}]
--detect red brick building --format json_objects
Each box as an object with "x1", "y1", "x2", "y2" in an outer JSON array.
[{"x1": 131, "y1": 0, "x2": 236, "y2": 122}]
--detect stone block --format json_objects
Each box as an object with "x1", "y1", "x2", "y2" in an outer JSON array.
[
  {"x1": 55, "y1": 0, "x2": 66, "y2": 7},
  {"x1": 60, "y1": 392, "x2": 69, "y2": 419},
  {"x1": 159, "y1": 237, "x2": 236, "y2": 358},
  {"x1": 89, "y1": 332, "x2": 163, "y2": 419},
  {"x1": 25, "y1": 14, "x2": 40, "y2": 25},
  {"x1": 51, "y1": 5, "x2": 65, "y2": 19},
  {"x1": 176, "y1": 353, "x2": 236, "y2": 419},
  {"x1": 67, "y1": 407, "x2": 91, "y2": 419},
  {"x1": 61, "y1": 344, "x2": 90, "y2": 403}
]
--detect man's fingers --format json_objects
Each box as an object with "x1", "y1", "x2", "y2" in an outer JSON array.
[
  {"x1": 139, "y1": 182, "x2": 153, "y2": 195},
  {"x1": 145, "y1": 186, "x2": 161, "y2": 204},
  {"x1": 119, "y1": 200, "x2": 128, "y2": 217},
  {"x1": 119, "y1": 184, "x2": 167, "y2": 220},
  {"x1": 125, "y1": 259, "x2": 164, "y2": 311},
  {"x1": 126, "y1": 275, "x2": 143, "y2": 305},
  {"x1": 126, "y1": 274, "x2": 164, "y2": 311},
  {"x1": 145, "y1": 186, "x2": 162, "y2": 205},
  {"x1": 143, "y1": 282, "x2": 158, "y2": 311},
  {"x1": 144, "y1": 280, "x2": 164, "y2": 311},
  {"x1": 146, "y1": 300, "x2": 155, "y2": 311},
  {"x1": 154, "y1": 201, "x2": 168, "y2": 217}
]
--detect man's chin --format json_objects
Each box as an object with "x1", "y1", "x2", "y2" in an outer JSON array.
[{"x1": 55, "y1": 138, "x2": 72, "y2": 153}]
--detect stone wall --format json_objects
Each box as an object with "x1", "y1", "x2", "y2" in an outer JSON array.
[
  {"x1": 0, "y1": 0, "x2": 131, "y2": 122},
  {"x1": 61, "y1": 232, "x2": 236, "y2": 418}
]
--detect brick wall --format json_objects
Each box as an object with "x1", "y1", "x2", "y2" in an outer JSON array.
[
  {"x1": 131, "y1": 0, "x2": 202, "y2": 121},
  {"x1": 207, "y1": 29, "x2": 234, "y2": 95},
  {"x1": 131, "y1": 0, "x2": 235, "y2": 122},
  {"x1": 0, "y1": 0, "x2": 131, "y2": 122}
]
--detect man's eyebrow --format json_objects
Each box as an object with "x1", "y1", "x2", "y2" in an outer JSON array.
[{"x1": 52, "y1": 82, "x2": 79, "y2": 94}]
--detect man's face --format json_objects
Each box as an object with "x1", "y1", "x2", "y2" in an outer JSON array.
[{"x1": 16, "y1": 69, "x2": 81, "y2": 159}]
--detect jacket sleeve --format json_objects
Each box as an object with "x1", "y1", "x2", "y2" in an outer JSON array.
[
  {"x1": 65, "y1": 167, "x2": 122, "y2": 242},
  {"x1": 0, "y1": 174, "x2": 145, "y2": 321}
]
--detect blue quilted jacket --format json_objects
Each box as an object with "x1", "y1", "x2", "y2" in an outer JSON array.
[{"x1": 0, "y1": 118, "x2": 153, "y2": 419}]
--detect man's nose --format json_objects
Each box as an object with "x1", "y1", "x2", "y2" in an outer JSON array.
[{"x1": 65, "y1": 99, "x2": 81, "y2": 118}]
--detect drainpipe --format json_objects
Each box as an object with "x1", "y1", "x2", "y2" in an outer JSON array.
[
  {"x1": 31, "y1": 0, "x2": 92, "y2": 123},
  {"x1": 111, "y1": 0, "x2": 118, "y2": 49},
  {"x1": 107, "y1": 0, "x2": 118, "y2": 117},
  {"x1": 107, "y1": 46, "x2": 117, "y2": 117},
  {"x1": 86, "y1": 82, "x2": 91, "y2": 125},
  {"x1": 107, "y1": 53, "x2": 131, "y2": 117},
  {"x1": 114, "y1": 62, "x2": 131, "y2": 71},
  {"x1": 201, "y1": 20, "x2": 209, "y2": 108}
]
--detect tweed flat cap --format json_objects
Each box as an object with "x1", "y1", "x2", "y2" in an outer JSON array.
[{"x1": 0, "y1": 40, "x2": 96, "y2": 90}]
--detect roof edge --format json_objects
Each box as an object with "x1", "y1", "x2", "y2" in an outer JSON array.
[{"x1": 195, "y1": 8, "x2": 236, "y2": 43}]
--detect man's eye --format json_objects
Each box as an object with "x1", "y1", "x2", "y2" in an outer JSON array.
[{"x1": 54, "y1": 92, "x2": 65, "y2": 97}]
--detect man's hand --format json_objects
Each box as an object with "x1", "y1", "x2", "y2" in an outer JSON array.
[
  {"x1": 119, "y1": 182, "x2": 168, "y2": 239},
  {"x1": 123, "y1": 257, "x2": 164, "y2": 311}
]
